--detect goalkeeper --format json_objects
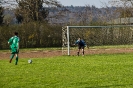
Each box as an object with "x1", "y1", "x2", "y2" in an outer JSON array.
[
  {"x1": 75, "y1": 38, "x2": 86, "y2": 56},
  {"x1": 8, "y1": 32, "x2": 20, "y2": 65}
]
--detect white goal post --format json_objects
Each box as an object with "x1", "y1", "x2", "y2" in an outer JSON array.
[{"x1": 62, "y1": 25, "x2": 133, "y2": 56}]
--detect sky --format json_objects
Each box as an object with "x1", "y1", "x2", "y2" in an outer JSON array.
[
  {"x1": 1, "y1": 0, "x2": 112, "y2": 9},
  {"x1": 58, "y1": 0, "x2": 111, "y2": 8}
]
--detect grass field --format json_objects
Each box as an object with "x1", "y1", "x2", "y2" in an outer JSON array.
[
  {"x1": 1, "y1": 53, "x2": 133, "y2": 88},
  {"x1": 1, "y1": 44, "x2": 133, "y2": 52}
]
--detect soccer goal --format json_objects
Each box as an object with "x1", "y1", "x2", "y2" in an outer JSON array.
[{"x1": 62, "y1": 25, "x2": 133, "y2": 56}]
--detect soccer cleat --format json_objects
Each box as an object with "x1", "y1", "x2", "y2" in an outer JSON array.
[{"x1": 9, "y1": 59, "x2": 12, "y2": 63}]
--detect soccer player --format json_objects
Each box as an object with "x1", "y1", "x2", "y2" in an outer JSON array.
[
  {"x1": 75, "y1": 38, "x2": 86, "y2": 56},
  {"x1": 8, "y1": 32, "x2": 20, "y2": 65}
]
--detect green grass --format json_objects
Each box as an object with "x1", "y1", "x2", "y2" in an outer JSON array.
[
  {"x1": 1, "y1": 53, "x2": 133, "y2": 88},
  {"x1": 1, "y1": 44, "x2": 133, "y2": 53},
  {"x1": 90, "y1": 44, "x2": 133, "y2": 49}
]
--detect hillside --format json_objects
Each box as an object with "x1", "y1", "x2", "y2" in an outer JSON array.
[{"x1": 2, "y1": 5, "x2": 117, "y2": 25}]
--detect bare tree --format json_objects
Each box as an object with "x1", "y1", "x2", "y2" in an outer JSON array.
[
  {"x1": 15, "y1": 0, "x2": 62, "y2": 23},
  {"x1": 108, "y1": 0, "x2": 133, "y2": 25}
]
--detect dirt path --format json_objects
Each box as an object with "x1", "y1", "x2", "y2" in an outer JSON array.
[{"x1": 1, "y1": 48, "x2": 133, "y2": 59}]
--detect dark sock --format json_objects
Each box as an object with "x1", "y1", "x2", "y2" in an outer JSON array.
[
  {"x1": 15, "y1": 56, "x2": 18, "y2": 65},
  {"x1": 9, "y1": 59, "x2": 12, "y2": 63},
  {"x1": 77, "y1": 52, "x2": 79, "y2": 56}
]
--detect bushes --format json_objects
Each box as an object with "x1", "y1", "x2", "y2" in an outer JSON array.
[
  {"x1": 1, "y1": 22, "x2": 132, "y2": 49},
  {"x1": 0, "y1": 22, "x2": 62, "y2": 49}
]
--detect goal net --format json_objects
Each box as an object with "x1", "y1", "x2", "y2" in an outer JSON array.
[{"x1": 62, "y1": 25, "x2": 133, "y2": 56}]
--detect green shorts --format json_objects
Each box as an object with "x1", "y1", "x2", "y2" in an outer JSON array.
[{"x1": 11, "y1": 47, "x2": 19, "y2": 54}]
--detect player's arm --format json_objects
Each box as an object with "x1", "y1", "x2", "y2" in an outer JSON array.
[
  {"x1": 18, "y1": 43, "x2": 19, "y2": 49},
  {"x1": 8, "y1": 37, "x2": 13, "y2": 45},
  {"x1": 8, "y1": 39, "x2": 11, "y2": 44},
  {"x1": 73, "y1": 40, "x2": 78, "y2": 46},
  {"x1": 83, "y1": 40, "x2": 89, "y2": 49},
  {"x1": 75, "y1": 40, "x2": 79, "y2": 44},
  {"x1": 17, "y1": 38, "x2": 20, "y2": 50}
]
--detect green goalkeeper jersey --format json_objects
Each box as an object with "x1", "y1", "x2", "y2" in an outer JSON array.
[{"x1": 8, "y1": 36, "x2": 20, "y2": 49}]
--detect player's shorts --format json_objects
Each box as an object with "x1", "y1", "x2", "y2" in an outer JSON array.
[
  {"x1": 11, "y1": 47, "x2": 19, "y2": 54},
  {"x1": 78, "y1": 45, "x2": 85, "y2": 49}
]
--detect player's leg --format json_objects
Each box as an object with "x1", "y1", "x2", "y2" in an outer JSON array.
[
  {"x1": 15, "y1": 49, "x2": 19, "y2": 65},
  {"x1": 82, "y1": 46, "x2": 85, "y2": 56},
  {"x1": 9, "y1": 54, "x2": 15, "y2": 63},
  {"x1": 77, "y1": 49, "x2": 80, "y2": 56},
  {"x1": 9, "y1": 47, "x2": 16, "y2": 63},
  {"x1": 77, "y1": 46, "x2": 81, "y2": 56},
  {"x1": 15, "y1": 54, "x2": 18, "y2": 65}
]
